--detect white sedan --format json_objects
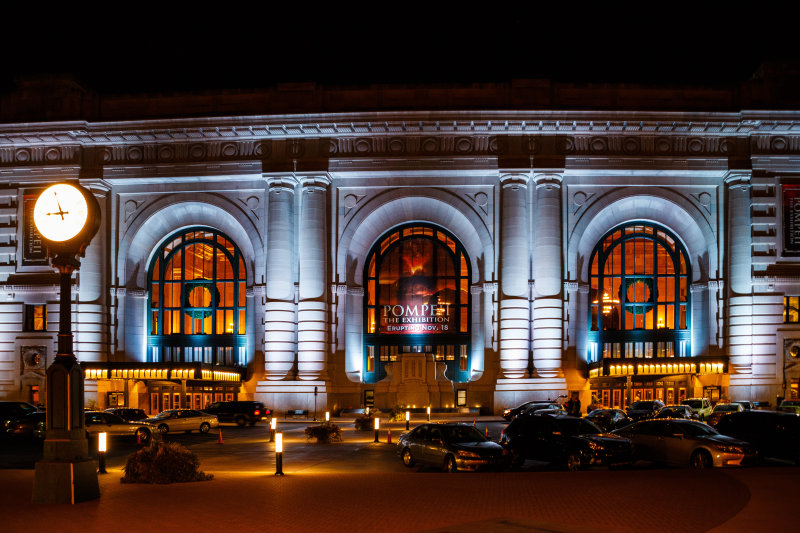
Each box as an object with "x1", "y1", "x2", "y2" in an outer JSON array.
[{"x1": 142, "y1": 409, "x2": 219, "y2": 435}]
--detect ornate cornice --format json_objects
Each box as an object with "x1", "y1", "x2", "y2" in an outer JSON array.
[{"x1": 2, "y1": 113, "x2": 800, "y2": 169}]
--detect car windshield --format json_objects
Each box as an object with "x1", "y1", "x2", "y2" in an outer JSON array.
[
  {"x1": 682, "y1": 400, "x2": 703, "y2": 408},
  {"x1": 629, "y1": 401, "x2": 658, "y2": 410},
  {"x1": 152, "y1": 411, "x2": 176, "y2": 419},
  {"x1": 442, "y1": 426, "x2": 487, "y2": 443},
  {"x1": 559, "y1": 418, "x2": 601, "y2": 436},
  {"x1": 714, "y1": 404, "x2": 739, "y2": 412},
  {"x1": 675, "y1": 421, "x2": 719, "y2": 437}
]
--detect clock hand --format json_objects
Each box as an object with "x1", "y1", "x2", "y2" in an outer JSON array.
[{"x1": 53, "y1": 192, "x2": 68, "y2": 220}]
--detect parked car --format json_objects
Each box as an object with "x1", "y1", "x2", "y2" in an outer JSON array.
[
  {"x1": 681, "y1": 398, "x2": 713, "y2": 421},
  {"x1": 776, "y1": 400, "x2": 800, "y2": 414},
  {"x1": 626, "y1": 400, "x2": 665, "y2": 422},
  {"x1": 85, "y1": 411, "x2": 151, "y2": 442},
  {"x1": 104, "y1": 408, "x2": 148, "y2": 421},
  {"x1": 4, "y1": 410, "x2": 46, "y2": 440},
  {"x1": 585, "y1": 409, "x2": 633, "y2": 432},
  {"x1": 707, "y1": 403, "x2": 744, "y2": 426},
  {"x1": 0, "y1": 401, "x2": 40, "y2": 437},
  {"x1": 612, "y1": 418, "x2": 755, "y2": 469},
  {"x1": 142, "y1": 409, "x2": 219, "y2": 435},
  {"x1": 500, "y1": 413, "x2": 633, "y2": 471},
  {"x1": 202, "y1": 401, "x2": 271, "y2": 427},
  {"x1": 731, "y1": 401, "x2": 754, "y2": 411},
  {"x1": 715, "y1": 410, "x2": 800, "y2": 464},
  {"x1": 397, "y1": 423, "x2": 509, "y2": 472},
  {"x1": 656, "y1": 405, "x2": 699, "y2": 421},
  {"x1": 502, "y1": 401, "x2": 563, "y2": 421}
]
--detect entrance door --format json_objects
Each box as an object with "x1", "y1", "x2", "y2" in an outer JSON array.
[
  {"x1": 602, "y1": 390, "x2": 610, "y2": 408},
  {"x1": 612, "y1": 389, "x2": 621, "y2": 408}
]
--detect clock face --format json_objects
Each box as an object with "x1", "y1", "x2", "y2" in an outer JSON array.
[{"x1": 33, "y1": 184, "x2": 89, "y2": 242}]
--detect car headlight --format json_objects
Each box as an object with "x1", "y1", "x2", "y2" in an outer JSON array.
[
  {"x1": 717, "y1": 445, "x2": 743, "y2": 454},
  {"x1": 456, "y1": 450, "x2": 481, "y2": 459}
]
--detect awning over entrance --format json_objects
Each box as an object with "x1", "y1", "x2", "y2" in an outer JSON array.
[
  {"x1": 588, "y1": 356, "x2": 727, "y2": 381},
  {"x1": 80, "y1": 361, "x2": 244, "y2": 384}
]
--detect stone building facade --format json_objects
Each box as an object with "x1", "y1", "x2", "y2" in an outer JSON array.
[{"x1": 2, "y1": 85, "x2": 800, "y2": 414}]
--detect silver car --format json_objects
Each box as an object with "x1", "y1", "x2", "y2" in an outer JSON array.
[
  {"x1": 613, "y1": 418, "x2": 755, "y2": 469},
  {"x1": 142, "y1": 409, "x2": 219, "y2": 435},
  {"x1": 85, "y1": 411, "x2": 151, "y2": 442}
]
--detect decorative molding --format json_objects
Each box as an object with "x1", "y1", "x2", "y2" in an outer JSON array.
[
  {"x1": 1, "y1": 284, "x2": 60, "y2": 294},
  {"x1": 690, "y1": 283, "x2": 708, "y2": 293},
  {"x1": 470, "y1": 284, "x2": 483, "y2": 294},
  {"x1": 252, "y1": 285, "x2": 266, "y2": 296},
  {"x1": 331, "y1": 283, "x2": 348, "y2": 295},
  {"x1": 564, "y1": 282, "x2": 578, "y2": 292},
  {"x1": 127, "y1": 289, "x2": 147, "y2": 298},
  {"x1": 482, "y1": 282, "x2": 498, "y2": 294},
  {"x1": 578, "y1": 284, "x2": 590, "y2": 294},
  {"x1": 346, "y1": 285, "x2": 364, "y2": 296}
]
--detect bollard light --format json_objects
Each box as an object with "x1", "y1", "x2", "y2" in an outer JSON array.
[
  {"x1": 374, "y1": 417, "x2": 380, "y2": 443},
  {"x1": 274, "y1": 432, "x2": 284, "y2": 476},
  {"x1": 98, "y1": 432, "x2": 107, "y2": 474},
  {"x1": 405, "y1": 410, "x2": 410, "y2": 430},
  {"x1": 269, "y1": 417, "x2": 277, "y2": 443},
  {"x1": 427, "y1": 405, "x2": 431, "y2": 422},
  {"x1": 325, "y1": 411, "x2": 330, "y2": 422},
  {"x1": 365, "y1": 407, "x2": 370, "y2": 416}
]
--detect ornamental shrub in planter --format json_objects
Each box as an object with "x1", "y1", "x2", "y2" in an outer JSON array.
[
  {"x1": 353, "y1": 414, "x2": 373, "y2": 431},
  {"x1": 121, "y1": 439, "x2": 213, "y2": 484},
  {"x1": 304, "y1": 422, "x2": 342, "y2": 443}
]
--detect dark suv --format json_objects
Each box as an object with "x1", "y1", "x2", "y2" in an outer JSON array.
[
  {"x1": 714, "y1": 410, "x2": 800, "y2": 464},
  {"x1": 203, "y1": 401, "x2": 271, "y2": 427}
]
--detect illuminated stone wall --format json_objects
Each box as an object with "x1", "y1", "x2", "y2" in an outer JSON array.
[{"x1": 0, "y1": 111, "x2": 798, "y2": 411}]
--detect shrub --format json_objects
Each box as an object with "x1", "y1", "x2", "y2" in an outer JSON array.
[
  {"x1": 304, "y1": 422, "x2": 342, "y2": 443},
  {"x1": 121, "y1": 440, "x2": 213, "y2": 484},
  {"x1": 388, "y1": 405, "x2": 406, "y2": 422},
  {"x1": 353, "y1": 414, "x2": 374, "y2": 431}
]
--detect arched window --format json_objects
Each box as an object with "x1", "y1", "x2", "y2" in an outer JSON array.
[
  {"x1": 587, "y1": 222, "x2": 690, "y2": 362},
  {"x1": 363, "y1": 224, "x2": 471, "y2": 383},
  {"x1": 147, "y1": 227, "x2": 247, "y2": 366}
]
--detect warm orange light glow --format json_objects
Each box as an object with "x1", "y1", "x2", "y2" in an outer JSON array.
[
  {"x1": 98, "y1": 432, "x2": 107, "y2": 453},
  {"x1": 374, "y1": 417, "x2": 380, "y2": 430},
  {"x1": 275, "y1": 432, "x2": 283, "y2": 453},
  {"x1": 270, "y1": 418, "x2": 277, "y2": 431},
  {"x1": 592, "y1": 291, "x2": 620, "y2": 315}
]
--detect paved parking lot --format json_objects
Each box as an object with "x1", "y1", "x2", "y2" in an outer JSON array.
[{"x1": 1, "y1": 417, "x2": 798, "y2": 532}]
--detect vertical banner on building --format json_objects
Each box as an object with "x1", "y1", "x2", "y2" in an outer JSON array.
[{"x1": 22, "y1": 193, "x2": 48, "y2": 265}]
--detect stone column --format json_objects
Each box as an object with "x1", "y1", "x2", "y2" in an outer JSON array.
[
  {"x1": 498, "y1": 174, "x2": 530, "y2": 378},
  {"x1": 725, "y1": 171, "x2": 752, "y2": 377},
  {"x1": 470, "y1": 284, "x2": 485, "y2": 379},
  {"x1": 74, "y1": 181, "x2": 110, "y2": 362},
  {"x1": 691, "y1": 283, "x2": 709, "y2": 356},
  {"x1": 344, "y1": 285, "x2": 364, "y2": 382},
  {"x1": 124, "y1": 289, "x2": 148, "y2": 363},
  {"x1": 532, "y1": 172, "x2": 564, "y2": 378},
  {"x1": 264, "y1": 176, "x2": 298, "y2": 380},
  {"x1": 297, "y1": 175, "x2": 330, "y2": 380}
]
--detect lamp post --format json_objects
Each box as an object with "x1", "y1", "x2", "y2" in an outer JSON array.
[
  {"x1": 325, "y1": 411, "x2": 330, "y2": 423},
  {"x1": 98, "y1": 432, "x2": 107, "y2": 474},
  {"x1": 32, "y1": 183, "x2": 101, "y2": 504},
  {"x1": 269, "y1": 417, "x2": 277, "y2": 442},
  {"x1": 405, "y1": 410, "x2": 410, "y2": 430},
  {"x1": 374, "y1": 417, "x2": 380, "y2": 443},
  {"x1": 427, "y1": 406, "x2": 431, "y2": 422},
  {"x1": 274, "y1": 432, "x2": 284, "y2": 476}
]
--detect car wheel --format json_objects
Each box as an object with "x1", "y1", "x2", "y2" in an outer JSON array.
[
  {"x1": 199, "y1": 422, "x2": 211, "y2": 434},
  {"x1": 691, "y1": 449, "x2": 712, "y2": 470},
  {"x1": 157, "y1": 424, "x2": 169, "y2": 435},
  {"x1": 443, "y1": 454, "x2": 458, "y2": 473},
  {"x1": 402, "y1": 448, "x2": 415, "y2": 467},
  {"x1": 235, "y1": 416, "x2": 247, "y2": 427},
  {"x1": 567, "y1": 451, "x2": 583, "y2": 472},
  {"x1": 510, "y1": 449, "x2": 525, "y2": 469}
]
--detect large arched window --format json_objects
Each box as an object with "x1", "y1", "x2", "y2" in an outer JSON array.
[
  {"x1": 587, "y1": 222, "x2": 690, "y2": 362},
  {"x1": 147, "y1": 227, "x2": 247, "y2": 366},
  {"x1": 363, "y1": 224, "x2": 471, "y2": 383}
]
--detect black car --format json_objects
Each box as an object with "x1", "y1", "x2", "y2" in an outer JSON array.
[
  {"x1": 0, "y1": 401, "x2": 40, "y2": 438},
  {"x1": 500, "y1": 413, "x2": 633, "y2": 471},
  {"x1": 714, "y1": 410, "x2": 800, "y2": 464},
  {"x1": 626, "y1": 400, "x2": 665, "y2": 422},
  {"x1": 397, "y1": 423, "x2": 509, "y2": 472},
  {"x1": 4, "y1": 410, "x2": 46, "y2": 440},
  {"x1": 586, "y1": 409, "x2": 632, "y2": 432},
  {"x1": 502, "y1": 401, "x2": 563, "y2": 421},
  {"x1": 202, "y1": 401, "x2": 271, "y2": 426},
  {"x1": 656, "y1": 405, "x2": 699, "y2": 421}
]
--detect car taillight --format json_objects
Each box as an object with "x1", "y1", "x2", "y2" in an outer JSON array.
[
  {"x1": 254, "y1": 410, "x2": 260, "y2": 416},
  {"x1": 265, "y1": 409, "x2": 271, "y2": 415}
]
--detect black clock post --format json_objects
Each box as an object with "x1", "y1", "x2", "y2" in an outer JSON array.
[{"x1": 32, "y1": 183, "x2": 101, "y2": 504}]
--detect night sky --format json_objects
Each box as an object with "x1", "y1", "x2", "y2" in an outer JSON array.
[{"x1": 1, "y1": 4, "x2": 795, "y2": 94}]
